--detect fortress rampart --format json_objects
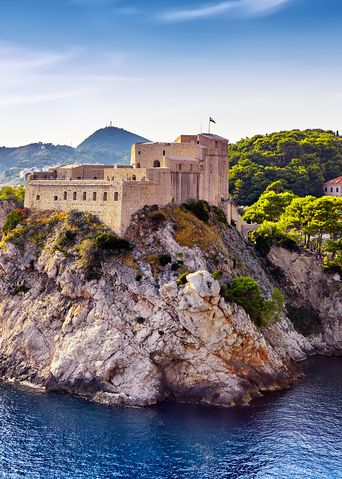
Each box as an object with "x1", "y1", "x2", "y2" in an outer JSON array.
[{"x1": 24, "y1": 133, "x2": 230, "y2": 235}]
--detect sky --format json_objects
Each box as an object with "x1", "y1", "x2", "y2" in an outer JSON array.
[{"x1": 0, "y1": 0, "x2": 341, "y2": 147}]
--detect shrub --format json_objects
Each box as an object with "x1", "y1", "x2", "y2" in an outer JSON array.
[
  {"x1": 176, "y1": 272, "x2": 189, "y2": 286},
  {"x1": 150, "y1": 211, "x2": 166, "y2": 224},
  {"x1": 212, "y1": 270, "x2": 222, "y2": 279},
  {"x1": 159, "y1": 254, "x2": 172, "y2": 267},
  {"x1": 212, "y1": 206, "x2": 228, "y2": 225},
  {"x1": 220, "y1": 276, "x2": 284, "y2": 327},
  {"x1": 94, "y1": 232, "x2": 131, "y2": 253},
  {"x1": 13, "y1": 282, "x2": 30, "y2": 295},
  {"x1": 183, "y1": 200, "x2": 210, "y2": 223},
  {"x1": 0, "y1": 185, "x2": 25, "y2": 206},
  {"x1": 54, "y1": 229, "x2": 76, "y2": 251},
  {"x1": 2, "y1": 209, "x2": 24, "y2": 235},
  {"x1": 251, "y1": 221, "x2": 299, "y2": 256}
]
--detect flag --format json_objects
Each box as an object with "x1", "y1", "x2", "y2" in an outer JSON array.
[{"x1": 209, "y1": 117, "x2": 216, "y2": 124}]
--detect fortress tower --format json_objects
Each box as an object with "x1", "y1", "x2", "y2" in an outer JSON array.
[{"x1": 24, "y1": 133, "x2": 229, "y2": 235}]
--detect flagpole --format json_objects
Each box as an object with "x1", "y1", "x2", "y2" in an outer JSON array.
[{"x1": 208, "y1": 117, "x2": 210, "y2": 134}]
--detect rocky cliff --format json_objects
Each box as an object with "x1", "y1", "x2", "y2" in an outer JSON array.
[{"x1": 0, "y1": 205, "x2": 340, "y2": 407}]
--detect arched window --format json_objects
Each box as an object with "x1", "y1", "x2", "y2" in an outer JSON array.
[
  {"x1": 64, "y1": 191, "x2": 67, "y2": 200},
  {"x1": 83, "y1": 192, "x2": 87, "y2": 200},
  {"x1": 114, "y1": 192, "x2": 119, "y2": 201},
  {"x1": 103, "y1": 192, "x2": 108, "y2": 201},
  {"x1": 36, "y1": 195, "x2": 40, "y2": 201},
  {"x1": 54, "y1": 196, "x2": 58, "y2": 201},
  {"x1": 153, "y1": 160, "x2": 160, "y2": 168},
  {"x1": 93, "y1": 176, "x2": 97, "y2": 180},
  {"x1": 132, "y1": 175, "x2": 136, "y2": 181},
  {"x1": 73, "y1": 192, "x2": 77, "y2": 200},
  {"x1": 93, "y1": 192, "x2": 97, "y2": 201},
  {"x1": 136, "y1": 163, "x2": 141, "y2": 168}
]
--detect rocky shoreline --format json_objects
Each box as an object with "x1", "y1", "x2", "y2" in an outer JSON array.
[{"x1": 0, "y1": 206, "x2": 340, "y2": 408}]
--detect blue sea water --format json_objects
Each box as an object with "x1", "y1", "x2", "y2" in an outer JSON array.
[{"x1": 0, "y1": 357, "x2": 341, "y2": 479}]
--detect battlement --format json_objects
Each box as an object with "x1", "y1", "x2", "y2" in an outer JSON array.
[{"x1": 25, "y1": 133, "x2": 229, "y2": 235}]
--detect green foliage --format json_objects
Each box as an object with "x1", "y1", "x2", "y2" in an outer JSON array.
[
  {"x1": 150, "y1": 211, "x2": 166, "y2": 224},
  {"x1": 13, "y1": 281, "x2": 30, "y2": 295},
  {"x1": 243, "y1": 190, "x2": 297, "y2": 224},
  {"x1": 54, "y1": 229, "x2": 76, "y2": 252},
  {"x1": 176, "y1": 272, "x2": 189, "y2": 286},
  {"x1": 212, "y1": 206, "x2": 228, "y2": 225},
  {"x1": 0, "y1": 185, "x2": 25, "y2": 205},
  {"x1": 94, "y1": 232, "x2": 131, "y2": 253},
  {"x1": 2, "y1": 209, "x2": 24, "y2": 235},
  {"x1": 220, "y1": 276, "x2": 284, "y2": 327},
  {"x1": 212, "y1": 270, "x2": 222, "y2": 279},
  {"x1": 159, "y1": 254, "x2": 172, "y2": 267},
  {"x1": 183, "y1": 200, "x2": 210, "y2": 223},
  {"x1": 251, "y1": 221, "x2": 299, "y2": 256},
  {"x1": 229, "y1": 129, "x2": 342, "y2": 205}
]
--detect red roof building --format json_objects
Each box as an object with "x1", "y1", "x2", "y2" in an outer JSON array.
[{"x1": 323, "y1": 176, "x2": 342, "y2": 197}]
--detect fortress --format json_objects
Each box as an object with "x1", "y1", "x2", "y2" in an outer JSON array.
[{"x1": 25, "y1": 133, "x2": 231, "y2": 235}]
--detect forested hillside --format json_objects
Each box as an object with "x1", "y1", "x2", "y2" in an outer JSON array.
[{"x1": 229, "y1": 129, "x2": 342, "y2": 205}]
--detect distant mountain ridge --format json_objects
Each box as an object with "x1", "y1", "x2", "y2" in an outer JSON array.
[{"x1": 0, "y1": 126, "x2": 150, "y2": 185}]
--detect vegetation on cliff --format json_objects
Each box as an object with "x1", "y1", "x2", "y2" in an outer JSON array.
[
  {"x1": 229, "y1": 129, "x2": 342, "y2": 205},
  {"x1": 220, "y1": 276, "x2": 284, "y2": 327},
  {"x1": 0, "y1": 185, "x2": 25, "y2": 206},
  {"x1": 250, "y1": 194, "x2": 342, "y2": 272}
]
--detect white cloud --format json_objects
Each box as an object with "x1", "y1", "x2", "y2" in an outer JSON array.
[{"x1": 161, "y1": 0, "x2": 293, "y2": 22}]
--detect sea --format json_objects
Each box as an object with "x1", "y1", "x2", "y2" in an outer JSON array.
[{"x1": 0, "y1": 357, "x2": 341, "y2": 479}]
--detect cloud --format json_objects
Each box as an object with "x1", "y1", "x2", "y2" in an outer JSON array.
[
  {"x1": 0, "y1": 43, "x2": 140, "y2": 108},
  {"x1": 161, "y1": 0, "x2": 293, "y2": 22}
]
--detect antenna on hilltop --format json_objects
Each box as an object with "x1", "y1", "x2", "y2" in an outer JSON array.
[{"x1": 110, "y1": 121, "x2": 113, "y2": 127}]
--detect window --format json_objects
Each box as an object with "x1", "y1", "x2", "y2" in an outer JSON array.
[
  {"x1": 114, "y1": 192, "x2": 119, "y2": 201},
  {"x1": 93, "y1": 192, "x2": 97, "y2": 201},
  {"x1": 103, "y1": 192, "x2": 108, "y2": 201},
  {"x1": 337, "y1": 188, "x2": 339, "y2": 193},
  {"x1": 93, "y1": 176, "x2": 97, "y2": 180},
  {"x1": 64, "y1": 191, "x2": 67, "y2": 200},
  {"x1": 179, "y1": 164, "x2": 182, "y2": 171},
  {"x1": 54, "y1": 196, "x2": 58, "y2": 201},
  {"x1": 163, "y1": 150, "x2": 165, "y2": 156},
  {"x1": 331, "y1": 187, "x2": 333, "y2": 192},
  {"x1": 132, "y1": 175, "x2": 136, "y2": 181},
  {"x1": 73, "y1": 192, "x2": 77, "y2": 200},
  {"x1": 83, "y1": 192, "x2": 87, "y2": 200},
  {"x1": 138, "y1": 151, "x2": 141, "y2": 155},
  {"x1": 153, "y1": 160, "x2": 160, "y2": 168},
  {"x1": 190, "y1": 165, "x2": 193, "y2": 172},
  {"x1": 136, "y1": 163, "x2": 141, "y2": 168},
  {"x1": 36, "y1": 195, "x2": 40, "y2": 201},
  {"x1": 215, "y1": 141, "x2": 218, "y2": 148},
  {"x1": 324, "y1": 187, "x2": 327, "y2": 192}
]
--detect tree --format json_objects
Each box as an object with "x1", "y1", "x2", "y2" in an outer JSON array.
[
  {"x1": 243, "y1": 190, "x2": 297, "y2": 224},
  {"x1": 229, "y1": 129, "x2": 342, "y2": 205}
]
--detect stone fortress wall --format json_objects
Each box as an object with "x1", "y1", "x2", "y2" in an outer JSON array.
[{"x1": 24, "y1": 133, "x2": 230, "y2": 235}]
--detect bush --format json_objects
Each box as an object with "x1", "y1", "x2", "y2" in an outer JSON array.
[
  {"x1": 150, "y1": 211, "x2": 166, "y2": 224},
  {"x1": 251, "y1": 221, "x2": 299, "y2": 256},
  {"x1": 2, "y1": 209, "x2": 24, "y2": 235},
  {"x1": 0, "y1": 185, "x2": 25, "y2": 205},
  {"x1": 176, "y1": 272, "x2": 189, "y2": 286},
  {"x1": 159, "y1": 254, "x2": 172, "y2": 267},
  {"x1": 220, "y1": 276, "x2": 284, "y2": 327},
  {"x1": 54, "y1": 229, "x2": 76, "y2": 251},
  {"x1": 212, "y1": 206, "x2": 228, "y2": 225},
  {"x1": 94, "y1": 232, "x2": 131, "y2": 253},
  {"x1": 183, "y1": 200, "x2": 210, "y2": 223},
  {"x1": 13, "y1": 282, "x2": 30, "y2": 295}
]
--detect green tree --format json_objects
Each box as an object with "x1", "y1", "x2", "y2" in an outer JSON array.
[
  {"x1": 243, "y1": 190, "x2": 297, "y2": 224},
  {"x1": 0, "y1": 185, "x2": 25, "y2": 205}
]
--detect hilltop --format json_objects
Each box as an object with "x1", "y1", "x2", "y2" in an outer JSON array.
[
  {"x1": 0, "y1": 126, "x2": 150, "y2": 185},
  {"x1": 229, "y1": 129, "x2": 342, "y2": 205}
]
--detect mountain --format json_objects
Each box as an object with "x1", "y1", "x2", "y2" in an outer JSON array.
[
  {"x1": 0, "y1": 126, "x2": 150, "y2": 185},
  {"x1": 77, "y1": 126, "x2": 149, "y2": 162}
]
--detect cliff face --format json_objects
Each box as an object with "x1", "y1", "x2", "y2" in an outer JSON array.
[{"x1": 0, "y1": 206, "x2": 340, "y2": 407}]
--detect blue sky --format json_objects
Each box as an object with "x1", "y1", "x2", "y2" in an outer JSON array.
[{"x1": 0, "y1": 0, "x2": 341, "y2": 146}]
